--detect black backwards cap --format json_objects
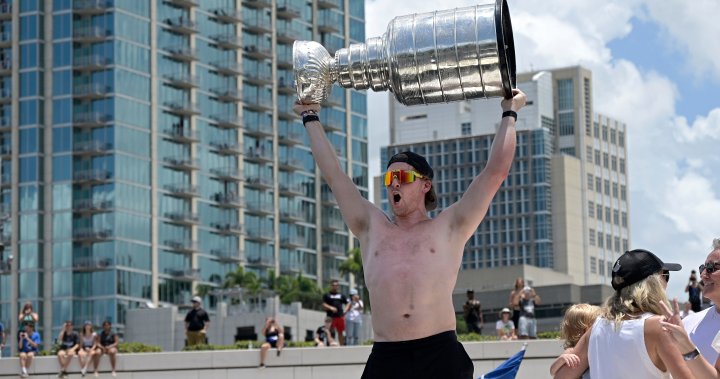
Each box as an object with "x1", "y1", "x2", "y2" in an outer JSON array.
[
  {"x1": 611, "y1": 249, "x2": 682, "y2": 291},
  {"x1": 386, "y1": 151, "x2": 437, "y2": 211}
]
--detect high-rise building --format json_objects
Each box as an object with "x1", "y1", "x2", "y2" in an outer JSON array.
[
  {"x1": 381, "y1": 66, "x2": 630, "y2": 295},
  {"x1": 0, "y1": 0, "x2": 367, "y2": 350}
]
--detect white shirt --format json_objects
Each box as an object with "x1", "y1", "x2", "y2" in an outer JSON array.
[
  {"x1": 346, "y1": 300, "x2": 363, "y2": 322},
  {"x1": 588, "y1": 314, "x2": 670, "y2": 379},
  {"x1": 683, "y1": 306, "x2": 720, "y2": 364}
]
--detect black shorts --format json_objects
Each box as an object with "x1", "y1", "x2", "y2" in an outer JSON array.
[
  {"x1": 361, "y1": 331, "x2": 473, "y2": 379},
  {"x1": 267, "y1": 339, "x2": 278, "y2": 348}
]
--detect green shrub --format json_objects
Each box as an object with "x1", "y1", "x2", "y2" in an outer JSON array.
[
  {"x1": 118, "y1": 342, "x2": 161, "y2": 353},
  {"x1": 457, "y1": 333, "x2": 497, "y2": 342},
  {"x1": 183, "y1": 343, "x2": 239, "y2": 351},
  {"x1": 285, "y1": 341, "x2": 315, "y2": 348},
  {"x1": 537, "y1": 331, "x2": 562, "y2": 340}
]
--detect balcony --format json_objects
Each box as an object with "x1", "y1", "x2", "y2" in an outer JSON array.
[
  {"x1": 164, "y1": 100, "x2": 200, "y2": 116},
  {"x1": 280, "y1": 235, "x2": 305, "y2": 248},
  {"x1": 165, "y1": 17, "x2": 198, "y2": 34},
  {"x1": 276, "y1": 50, "x2": 293, "y2": 69},
  {"x1": 0, "y1": 116, "x2": 10, "y2": 131},
  {"x1": 73, "y1": 112, "x2": 111, "y2": 127},
  {"x1": 0, "y1": 3, "x2": 11, "y2": 19},
  {"x1": 74, "y1": 83, "x2": 111, "y2": 99},
  {"x1": 245, "y1": 149, "x2": 273, "y2": 164},
  {"x1": 0, "y1": 233, "x2": 10, "y2": 245},
  {"x1": 73, "y1": 199, "x2": 113, "y2": 214},
  {"x1": 242, "y1": 44, "x2": 273, "y2": 60},
  {"x1": 244, "y1": 175, "x2": 274, "y2": 190},
  {"x1": 317, "y1": 0, "x2": 341, "y2": 9},
  {"x1": 164, "y1": 211, "x2": 200, "y2": 226},
  {"x1": 73, "y1": 257, "x2": 113, "y2": 272},
  {"x1": 0, "y1": 145, "x2": 10, "y2": 157},
  {"x1": 165, "y1": 46, "x2": 198, "y2": 62},
  {"x1": 166, "y1": 268, "x2": 200, "y2": 281},
  {"x1": 276, "y1": 23, "x2": 305, "y2": 44},
  {"x1": 73, "y1": 169, "x2": 112, "y2": 184},
  {"x1": 73, "y1": 26, "x2": 110, "y2": 42},
  {"x1": 322, "y1": 244, "x2": 347, "y2": 257},
  {"x1": 0, "y1": 31, "x2": 11, "y2": 48},
  {"x1": 73, "y1": 140, "x2": 112, "y2": 156},
  {"x1": 162, "y1": 156, "x2": 200, "y2": 171},
  {"x1": 0, "y1": 58, "x2": 9, "y2": 75},
  {"x1": 246, "y1": 255, "x2": 274, "y2": 267},
  {"x1": 244, "y1": 200, "x2": 273, "y2": 216},
  {"x1": 210, "y1": 114, "x2": 243, "y2": 129},
  {"x1": 243, "y1": 71, "x2": 273, "y2": 86},
  {"x1": 0, "y1": 173, "x2": 9, "y2": 187},
  {"x1": 210, "y1": 88, "x2": 242, "y2": 103},
  {"x1": 243, "y1": 121, "x2": 273, "y2": 137},
  {"x1": 279, "y1": 182, "x2": 304, "y2": 197},
  {"x1": 73, "y1": 228, "x2": 113, "y2": 242},
  {"x1": 73, "y1": 0, "x2": 110, "y2": 14},
  {"x1": 164, "y1": 73, "x2": 199, "y2": 89},
  {"x1": 278, "y1": 130, "x2": 303, "y2": 146},
  {"x1": 73, "y1": 55, "x2": 111, "y2": 71},
  {"x1": 277, "y1": 103, "x2": 297, "y2": 120},
  {"x1": 211, "y1": 222, "x2": 243, "y2": 236},
  {"x1": 243, "y1": 96, "x2": 273, "y2": 113},
  {"x1": 164, "y1": 239, "x2": 199, "y2": 254},
  {"x1": 210, "y1": 8, "x2": 241, "y2": 24},
  {"x1": 277, "y1": 79, "x2": 296, "y2": 95},
  {"x1": 212, "y1": 34, "x2": 242, "y2": 50},
  {"x1": 245, "y1": 228, "x2": 273, "y2": 242},
  {"x1": 0, "y1": 204, "x2": 10, "y2": 220},
  {"x1": 210, "y1": 249, "x2": 243, "y2": 263},
  {"x1": 242, "y1": 0, "x2": 272, "y2": 9},
  {"x1": 162, "y1": 127, "x2": 200, "y2": 144},
  {"x1": 324, "y1": 119, "x2": 344, "y2": 133},
  {"x1": 279, "y1": 157, "x2": 304, "y2": 172},
  {"x1": 0, "y1": 260, "x2": 10, "y2": 275},
  {"x1": 209, "y1": 141, "x2": 242, "y2": 156},
  {"x1": 210, "y1": 167, "x2": 243, "y2": 182},
  {"x1": 322, "y1": 217, "x2": 345, "y2": 232},
  {"x1": 163, "y1": 0, "x2": 199, "y2": 8},
  {"x1": 318, "y1": 11, "x2": 342, "y2": 34},
  {"x1": 279, "y1": 209, "x2": 303, "y2": 223},
  {"x1": 211, "y1": 192, "x2": 243, "y2": 209},
  {"x1": 276, "y1": 2, "x2": 302, "y2": 19},
  {"x1": 164, "y1": 183, "x2": 199, "y2": 198},
  {"x1": 211, "y1": 61, "x2": 243, "y2": 76},
  {"x1": 280, "y1": 262, "x2": 302, "y2": 275}
]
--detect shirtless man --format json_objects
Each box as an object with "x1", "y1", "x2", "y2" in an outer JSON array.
[{"x1": 293, "y1": 88, "x2": 526, "y2": 379}]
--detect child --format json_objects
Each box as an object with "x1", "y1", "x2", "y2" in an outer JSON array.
[{"x1": 550, "y1": 303, "x2": 602, "y2": 377}]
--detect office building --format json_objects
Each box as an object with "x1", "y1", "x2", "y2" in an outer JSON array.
[{"x1": 0, "y1": 0, "x2": 367, "y2": 350}]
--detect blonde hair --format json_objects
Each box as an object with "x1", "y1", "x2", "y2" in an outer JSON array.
[
  {"x1": 603, "y1": 273, "x2": 669, "y2": 328},
  {"x1": 560, "y1": 304, "x2": 602, "y2": 349}
]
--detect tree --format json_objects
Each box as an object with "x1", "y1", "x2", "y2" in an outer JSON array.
[{"x1": 339, "y1": 248, "x2": 370, "y2": 312}]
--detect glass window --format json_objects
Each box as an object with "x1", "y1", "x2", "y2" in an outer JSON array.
[
  {"x1": 53, "y1": 127, "x2": 72, "y2": 152},
  {"x1": 53, "y1": 0, "x2": 71, "y2": 11},
  {"x1": 20, "y1": 44, "x2": 40, "y2": 68},
  {"x1": 52, "y1": 156, "x2": 72, "y2": 181},
  {"x1": 558, "y1": 112, "x2": 574, "y2": 135},
  {"x1": 557, "y1": 79, "x2": 573, "y2": 110},
  {"x1": 53, "y1": 14, "x2": 71, "y2": 39},
  {"x1": 21, "y1": 0, "x2": 40, "y2": 12},
  {"x1": 53, "y1": 42, "x2": 72, "y2": 67},
  {"x1": 19, "y1": 157, "x2": 39, "y2": 182},
  {"x1": 19, "y1": 128, "x2": 39, "y2": 153},
  {"x1": 53, "y1": 70, "x2": 72, "y2": 96},
  {"x1": 20, "y1": 71, "x2": 40, "y2": 97},
  {"x1": 20, "y1": 15, "x2": 42, "y2": 40}
]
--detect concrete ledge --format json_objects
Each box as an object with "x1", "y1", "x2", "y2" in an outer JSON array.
[{"x1": 0, "y1": 340, "x2": 563, "y2": 379}]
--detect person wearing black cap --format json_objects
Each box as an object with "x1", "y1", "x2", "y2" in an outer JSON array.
[
  {"x1": 555, "y1": 249, "x2": 694, "y2": 379},
  {"x1": 294, "y1": 88, "x2": 526, "y2": 379}
]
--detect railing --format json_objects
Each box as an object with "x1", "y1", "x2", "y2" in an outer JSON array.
[
  {"x1": 73, "y1": 55, "x2": 111, "y2": 69},
  {"x1": 210, "y1": 167, "x2": 243, "y2": 181},
  {"x1": 211, "y1": 222, "x2": 243, "y2": 235},
  {"x1": 164, "y1": 17, "x2": 198, "y2": 34},
  {"x1": 163, "y1": 73, "x2": 199, "y2": 88},
  {"x1": 73, "y1": 257, "x2": 113, "y2": 271},
  {"x1": 210, "y1": 8, "x2": 242, "y2": 23},
  {"x1": 164, "y1": 100, "x2": 200, "y2": 115},
  {"x1": 73, "y1": 228, "x2": 112, "y2": 241},
  {"x1": 73, "y1": 26, "x2": 110, "y2": 40},
  {"x1": 164, "y1": 211, "x2": 200, "y2": 225},
  {"x1": 164, "y1": 239, "x2": 199, "y2": 253},
  {"x1": 73, "y1": 0, "x2": 111, "y2": 13},
  {"x1": 209, "y1": 141, "x2": 243, "y2": 155},
  {"x1": 73, "y1": 169, "x2": 112, "y2": 182},
  {"x1": 212, "y1": 34, "x2": 242, "y2": 49},
  {"x1": 164, "y1": 183, "x2": 199, "y2": 197},
  {"x1": 212, "y1": 192, "x2": 243, "y2": 207},
  {"x1": 210, "y1": 61, "x2": 243, "y2": 76},
  {"x1": 210, "y1": 249, "x2": 243, "y2": 263},
  {"x1": 74, "y1": 83, "x2": 111, "y2": 97},
  {"x1": 209, "y1": 114, "x2": 243, "y2": 129},
  {"x1": 162, "y1": 127, "x2": 199, "y2": 142},
  {"x1": 166, "y1": 268, "x2": 200, "y2": 280},
  {"x1": 74, "y1": 199, "x2": 113, "y2": 212},
  {"x1": 73, "y1": 112, "x2": 111, "y2": 126}
]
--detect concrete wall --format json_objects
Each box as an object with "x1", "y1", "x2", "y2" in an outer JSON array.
[
  {"x1": 125, "y1": 300, "x2": 374, "y2": 351},
  {"x1": 0, "y1": 340, "x2": 564, "y2": 379}
]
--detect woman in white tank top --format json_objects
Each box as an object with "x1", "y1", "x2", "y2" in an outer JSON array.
[{"x1": 555, "y1": 249, "x2": 693, "y2": 379}]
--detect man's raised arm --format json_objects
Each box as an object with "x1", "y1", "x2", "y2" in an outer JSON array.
[
  {"x1": 293, "y1": 101, "x2": 376, "y2": 237},
  {"x1": 445, "y1": 89, "x2": 526, "y2": 239}
]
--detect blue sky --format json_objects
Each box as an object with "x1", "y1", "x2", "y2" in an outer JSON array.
[{"x1": 364, "y1": 0, "x2": 720, "y2": 301}]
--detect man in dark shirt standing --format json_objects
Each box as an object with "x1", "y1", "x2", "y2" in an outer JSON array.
[
  {"x1": 463, "y1": 290, "x2": 483, "y2": 335},
  {"x1": 185, "y1": 296, "x2": 210, "y2": 346},
  {"x1": 322, "y1": 279, "x2": 348, "y2": 345}
]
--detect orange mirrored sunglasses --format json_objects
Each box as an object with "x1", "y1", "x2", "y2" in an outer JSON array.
[{"x1": 383, "y1": 170, "x2": 426, "y2": 186}]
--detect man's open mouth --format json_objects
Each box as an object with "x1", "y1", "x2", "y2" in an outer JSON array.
[{"x1": 393, "y1": 193, "x2": 401, "y2": 204}]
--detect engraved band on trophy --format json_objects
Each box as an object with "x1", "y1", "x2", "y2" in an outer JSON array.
[{"x1": 293, "y1": 0, "x2": 516, "y2": 106}]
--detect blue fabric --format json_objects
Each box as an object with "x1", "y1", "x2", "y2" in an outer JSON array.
[
  {"x1": 479, "y1": 347, "x2": 526, "y2": 379},
  {"x1": 20, "y1": 332, "x2": 41, "y2": 353}
]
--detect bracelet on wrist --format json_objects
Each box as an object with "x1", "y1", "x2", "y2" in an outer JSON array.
[
  {"x1": 302, "y1": 114, "x2": 320, "y2": 127},
  {"x1": 301, "y1": 110, "x2": 317, "y2": 118},
  {"x1": 682, "y1": 347, "x2": 700, "y2": 361},
  {"x1": 502, "y1": 110, "x2": 518, "y2": 121}
]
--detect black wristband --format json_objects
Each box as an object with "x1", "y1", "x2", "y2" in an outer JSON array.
[
  {"x1": 502, "y1": 110, "x2": 517, "y2": 121},
  {"x1": 302, "y1": 114, "x2": 320, "y2": 126}
]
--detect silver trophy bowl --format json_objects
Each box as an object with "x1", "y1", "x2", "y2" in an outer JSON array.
[{"x1": 294, "y1": 0, "x2": 516, "y2": 105}]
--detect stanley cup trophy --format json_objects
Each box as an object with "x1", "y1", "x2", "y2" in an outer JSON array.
[{"x1": 294, "y1": 0, "x2": 516, "y2": 106}]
